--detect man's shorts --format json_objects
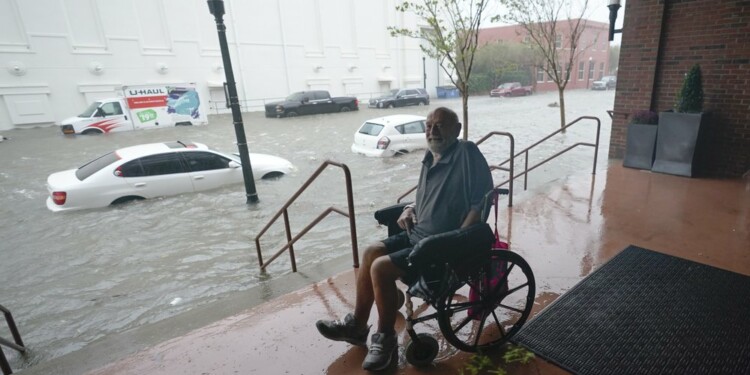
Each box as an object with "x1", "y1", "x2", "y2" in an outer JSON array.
[{"x1": 382, "y1": 231, "x2": 415, "y2": 273}]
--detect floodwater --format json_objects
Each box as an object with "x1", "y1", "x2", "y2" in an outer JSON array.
[{"x1": 0, "y1": 90, "x2": 613, "y2": 370}]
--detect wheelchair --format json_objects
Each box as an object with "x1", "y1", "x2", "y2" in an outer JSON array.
[{"x1": 373, "y1": 189, "x2": 535, "y2": 367}]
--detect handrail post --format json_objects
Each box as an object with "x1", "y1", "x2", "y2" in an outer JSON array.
[
  {"x1": 592, "y1": 117, "x2": 601, "y2": 175},
  {"x1": 507, "y1": 135, "x2": 514, "y2": 207},
  {"x1": 282, "y1": 209, "x2": 296, "y2": 272},
  {"x1": 1, "y1": 304, "x2": 26, "y2": 375},
  {"x1": 524, "y1": 150, "x2": 529, "y2": 190},
  {"x1": 341, "y1": 165, "x2": 360, "y2": 268},
  {"x1": 1, "y1": 349, "x2": 11, "y2": 375}
]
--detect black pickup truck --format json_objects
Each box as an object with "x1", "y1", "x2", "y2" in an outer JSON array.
[{"x1": 264, "y1": 90, "x2": 359, "y2": 118}]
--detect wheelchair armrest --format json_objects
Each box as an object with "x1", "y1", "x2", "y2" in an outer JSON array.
[
  {"x1": 407, "y1": 223, "x2": 495, "y2": 267},
  {"x1": 374, "y1": 202, "x2": 412, "y2": 237}
]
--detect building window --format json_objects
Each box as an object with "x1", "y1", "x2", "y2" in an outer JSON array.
[
  {"x1": 588, "y1": 60, "x2": 595, "y2": 80},
  {"x1": 578, "y1": 61, "x2": 584, "y2": 80},
  {"x1": 555, "y1": 34, "x2": 562, "y2": 49},
  {"x1": 536, "y1": 66, "x2": 545, "y2": 82},
  {"x1": 599, "y1": 62, "x2": 605, "y2": 79}
]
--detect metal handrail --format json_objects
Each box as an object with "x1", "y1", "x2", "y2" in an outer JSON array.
[
  {"x1": 395, "y1": 116, "x2": 600, "y2": 206},
  {"x1": 254, "y1": 160, "x2": 359, "y2": 272},
  {"x1": 494, "y1": 116, "x2": 601, "y2": 191},
  {"x1": 396, "y1": 132, "x2": 516, "y2": 206},
  {"x1": 1, "y1": 304, "x2": 26, "y2": 375},
  {"x1": 476, "y1": 131, "x2": 515, "y2": 206}
]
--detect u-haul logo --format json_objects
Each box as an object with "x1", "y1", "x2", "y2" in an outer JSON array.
[{"x1": 128, "y1": 88, "x2": 166, "y2": 96}]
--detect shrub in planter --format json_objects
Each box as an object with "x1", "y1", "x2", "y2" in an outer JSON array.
[
  {"x1": 623, "y1": 110, "x2": 659, "y2": 170},
  {"x1": 652, "y1": 64, "x2": 707, "y2": 177}
]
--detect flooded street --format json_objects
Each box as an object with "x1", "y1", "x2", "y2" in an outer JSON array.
[{"x1": 0, "y1": 90, "x2": 613, "y2": 369}]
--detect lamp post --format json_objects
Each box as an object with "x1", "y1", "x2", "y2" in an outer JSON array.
[
  {"x1": 422, "y1": 56, "x2": 426, "y2": 89},
  {"x1": 608, "y1": 0, "x2": 622, "y2": 41},
  {"x1": 586, "y1": 57, "x2": 593, "y2": 89},
  {"x1": 207, "y1": 0, "x2": 258, "y2": 204}
]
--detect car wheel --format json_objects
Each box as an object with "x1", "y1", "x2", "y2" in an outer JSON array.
[
  {"x1": 261, "y1": 171, "x2": 285, "y2": 180},
  {"x1": 340, "y1": 106, "x2": 351, "y2": 112},
  {"x1": 418, "y1": 100, "x2": 426, "y2": 106},
  {"x1": 82, "y1": 129, "x2": 103, "y2": 135},
  {"x1": 111, "y1": 196, "x2": 145, "y2": 206},
  {"x1": 387, "y1": 103, "x2": 394, "y2": 109},
  {"x1": 285, "y1": 111, "x2": 298, "y2": 117}
]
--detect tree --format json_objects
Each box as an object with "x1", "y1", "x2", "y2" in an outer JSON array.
[
  {"x1": 472, "y1": 41, "x2": 537, "y2": 93},
  {"x1": 675, "y1": 64, "x2": 703, "y2": 113},
  {"x1": 389, "y1": 0, "x2": 491, "y2": 140},
  {"x1": 497, "y1": 0, "x2": 593, "y2": 130}
]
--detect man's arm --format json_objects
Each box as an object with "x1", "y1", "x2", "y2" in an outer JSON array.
[{"x1": 460, "y1": 208, "x2": 481, "y2": 229}]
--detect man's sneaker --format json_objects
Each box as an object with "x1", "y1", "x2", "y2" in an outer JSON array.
[
  {"x1": 362, "y1": 332, "x2": 398, "y2": 371},
  {"x1": 315, "y1": 313, "x2": 369, "y2": 347}
]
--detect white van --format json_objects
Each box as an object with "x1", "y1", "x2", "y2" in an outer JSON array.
[{"x1": 58, "y1": 83, "x2": 208, "y2": 135}]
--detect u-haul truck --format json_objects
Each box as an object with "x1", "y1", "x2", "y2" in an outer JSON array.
[{"x1": 58, "y1": 83, "x2": 208, "y2": 135}]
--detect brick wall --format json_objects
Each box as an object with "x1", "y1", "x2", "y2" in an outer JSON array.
[
  {"x1": 610, "y1": 0, "x2": 750, "y2": 178},
  {"x1": 478, "y1": 21, "x2": 611, "y2": 92}
]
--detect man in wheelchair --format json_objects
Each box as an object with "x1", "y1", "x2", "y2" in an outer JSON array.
[{"x1": 316, "y1": 107, "x2": 494, "y2": 371}]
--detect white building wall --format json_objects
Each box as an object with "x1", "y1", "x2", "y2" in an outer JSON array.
[{"x1": 0, "y1": 0, "x2": 436, "y2": 131}]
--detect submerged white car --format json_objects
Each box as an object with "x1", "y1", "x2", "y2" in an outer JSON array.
[
  {"x1": 351, "y1": 114, "x2": 427, "y2": 157},
  {"x1": 46, "y1": 141, "x2": 294, "y2": 212}
]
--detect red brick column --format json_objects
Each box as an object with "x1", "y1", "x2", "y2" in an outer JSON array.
[
  {"x1": 609, "y1": 0, "x2": 665, "y2": 159},
  {"x1": 611, "y1": 0, "x2": 750, "y2": 177}
]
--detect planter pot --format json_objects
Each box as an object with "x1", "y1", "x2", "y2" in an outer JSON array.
[
  {"x1": 651, "y1": 111, "x2": 705, "y2": 177},
  {"x1": 623, "y1": 123, "x2": 658, "y2": 170}
]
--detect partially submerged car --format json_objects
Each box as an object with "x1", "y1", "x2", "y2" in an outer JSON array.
[
  {"x1": 46, "y1": 141, "x2": 294, "y2": 212},
  {"x1": 351, "y1": 115, "x2": 427, "y2": 157},
  {"x1": 591, "y1": 76, "x2": 617, "y2": 90},
  {"x1": 490, "y1": 82, "x2": 533, "y2": 97},
  {"x1": 368, "y1": 88, "x2": 430, "y2": 108}
]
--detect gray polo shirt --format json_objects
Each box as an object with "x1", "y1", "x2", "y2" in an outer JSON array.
[{"x1": 408, "y1": 140, "x2": 493, "y2": 243}]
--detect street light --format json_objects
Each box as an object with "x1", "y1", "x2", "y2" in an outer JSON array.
[
  {"x1": 207, "y1": 0, "x2": 258, "y2": 204},
  {"x1": 422, "y1": 56, "x2": 426, "y2": 89},
  {"x1": 586, "y1": 57, "x2": 593, "y2": 89},
  {"x1": 608, "y1": 0, "x2": 622, "y2": 41}
]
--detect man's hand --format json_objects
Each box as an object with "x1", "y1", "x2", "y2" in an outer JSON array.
[{"x1": 397, "y1": 206, "x2": 417, "y2": 234}]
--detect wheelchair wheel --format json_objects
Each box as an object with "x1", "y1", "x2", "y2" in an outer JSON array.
[
  {"x1": 405, "y1": 333, "x2": 439, "y2": 367},
  {"x1": 396, "y1": 288, "x2": 405, "y2": 310},
  {"x1": 436, "y1": 249, "x2": 535, "y2": 352}
]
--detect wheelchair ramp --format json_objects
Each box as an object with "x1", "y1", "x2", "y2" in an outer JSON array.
[{"x1": 511, "y1": 245, "x2": 750, "y2": 375}]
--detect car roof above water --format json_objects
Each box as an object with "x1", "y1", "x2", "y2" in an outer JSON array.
[
  {"x1": 115, "y1": 141, "x2": 209, "y2": 159},
  {"x1": 364, "y1": 114, "x2": 426, "y2": 127}
]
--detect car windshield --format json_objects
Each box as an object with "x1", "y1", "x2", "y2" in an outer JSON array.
[
  {"x1": 75, "y1": 152, "x2": 119, "y2": 181},
  {"x1": 358, "y1": 122, "x2": 384, "y2": 136},
  {"x1": 79, "y1": 101, "x2": 102, "y2": 117},
  {"x1": 500, "y1": 83, "x2": 514, "y2": 88},
  {"x1": 380, "y1": 89, "x2": 398, "y2": 96}
]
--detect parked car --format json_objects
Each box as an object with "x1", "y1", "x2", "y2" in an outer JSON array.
[
  {"x1": 264, "y1": 90, "x2": 358, "y2": 118},
  {"x1": 351, "y1": 114, "x2": 427, "y2": 157},
  {"x1": 46, "y1": 141, "x2": 294, "y2": 212},
  {"x1": 368, "y1": 88, "x2": 430, "y2": 108},
  {"x1": 591, "y1": 76, "x2": 617, "y2": 90},
  {"x1": 490, "y1": 82, "x2": 533, "y2": 97}
]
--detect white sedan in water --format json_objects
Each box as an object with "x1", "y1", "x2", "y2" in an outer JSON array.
[
  {"x1": 351, "y1": 114, "x2": 428, "y2": 157},
  {"x1": 46, "y1": 141, "x2": 294, "y2": 212}
]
